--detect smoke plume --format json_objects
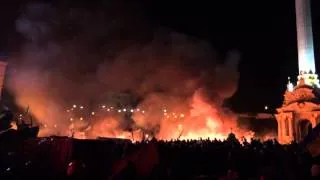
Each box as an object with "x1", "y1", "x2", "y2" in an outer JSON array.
[{"x1": 6, "y1": 2, "x2": 251, "y2": 140}]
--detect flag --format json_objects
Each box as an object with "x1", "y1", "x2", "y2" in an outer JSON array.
[
  {"x1": 133, "y1": 141, "x2": 159, "y2": 176},
  {"x1": 110, "y1": 141, "x2": 159, "y2": 179}
]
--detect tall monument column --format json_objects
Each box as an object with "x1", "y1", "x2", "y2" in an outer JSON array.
[
  {"x1": 296, "y1": 0, "x2": 315, "y2": 74},
  {"x1": 275, "y1": 0, "x2": 320, "y2": 144}
]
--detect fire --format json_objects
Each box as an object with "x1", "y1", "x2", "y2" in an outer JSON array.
[
  {"x1": 85, "y1": 117, "x2": 131, "y2": 139},
  {"x1": 8, "y1": 4, "x2": 251, "y2": 142},
  {"x1": 10, "y1": 121, "x2": 18, "y2": 130},
  {"x1": 46, "y1": 89, "x2": 253, "y2": 142},
  {"x1": 13, "y1": 89, "x2": 255, "y2": 142},
  {"x1": 154, "y1": 90, "x2": 255, "y2": 141}
]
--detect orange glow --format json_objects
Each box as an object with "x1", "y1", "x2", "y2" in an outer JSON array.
[
  {"x1": 22, "y1": 89, "x2": 256, "y2": 142},
  {"x1": 85, "y1": 117, "x2": 131, "y2": 139},
  {"x1": 9, "y1": 71, "x2": 256, "y2": 142},
  {"x1": 152, "y1": 90, "x2": 255, "y2": 141},
  {"x1": 10, "y1": 121, "x2": 18, "y2": 130}
]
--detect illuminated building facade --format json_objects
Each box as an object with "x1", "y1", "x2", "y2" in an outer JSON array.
[{"x1": 275, "y1": 0, "x2": 320, "y2": 144}]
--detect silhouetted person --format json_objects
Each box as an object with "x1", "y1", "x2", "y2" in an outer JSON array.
[
  {"x1": 112, "y1": 161, "x2": 137, "y2": 180},
  {"x1": 66, "y1": 160, "x2": 87, "y2": 180},
  {"x1": 0, "y1": 107, "x2": 13, "y2": 132}
]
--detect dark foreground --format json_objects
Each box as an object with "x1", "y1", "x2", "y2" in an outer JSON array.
[{"x1": 0, "y1": 135, "x2": 319, "y2": 180}]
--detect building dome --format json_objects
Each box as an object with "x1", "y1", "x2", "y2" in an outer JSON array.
[{"x1": 284, "y1": 86, "x2": 320, "y2": 106}]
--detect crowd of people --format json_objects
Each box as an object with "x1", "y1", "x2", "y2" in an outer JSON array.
[
  {"x1": 0, "y1": 132, "x2": 319, "y2": 179},
  {"x1": 156, "y1": 137, "x2": 315, "y2": 179},
  {"x1": 118, "y1": 134, "x2": 318, "y2": 179}
]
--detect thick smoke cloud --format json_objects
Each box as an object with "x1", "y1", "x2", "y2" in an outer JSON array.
[{"x1": 7, "y1": 2, "x2": 246, "y2": 139}]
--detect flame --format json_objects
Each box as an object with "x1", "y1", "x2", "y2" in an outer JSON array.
[
  {"x1": 153, "y1": 90, "x2": 255, "y2": 141},
  {"x1": 8, "y1": 4, "x2": 253, "y2": 142},
  {"x1": 10, "y1": 122, "x2": 18, "y2": 130},
  {"x1": 14, "y1": 89, "x2": 257, "y2": 142},
  {"x1": 85, "y1": 117, "x2": 131, "y2": 139}
]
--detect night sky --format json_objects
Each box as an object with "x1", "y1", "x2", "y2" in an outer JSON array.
[{"x1": 1, "y1": 0, "x2": 320, "y2": 113}]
